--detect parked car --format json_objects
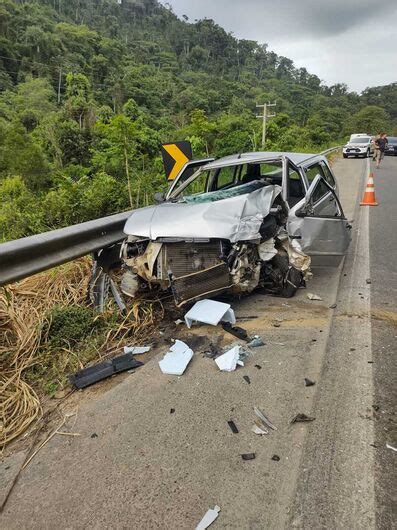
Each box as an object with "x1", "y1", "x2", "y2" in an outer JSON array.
[
  {"x1": 118, "y1": 152, "x2": 351, "y2": 307},
  {"x1": 343, "y1": 136, "x2": 373, "y2": 158},
  {"x1": 385, "y1": 136, "x2": 397, "y2": 156}
]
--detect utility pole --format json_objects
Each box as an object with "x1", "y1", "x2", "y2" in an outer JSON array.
[
  {"x1": 256, "y1": 101, "x2": 276, "y2": 149},
  {"x1": 57, "y1": 67, "x2": 62, "y2": 105}
]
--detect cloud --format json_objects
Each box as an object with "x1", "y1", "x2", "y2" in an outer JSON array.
[{"x1": 163, "y1": 0, "x2": 397, "y2": 92}]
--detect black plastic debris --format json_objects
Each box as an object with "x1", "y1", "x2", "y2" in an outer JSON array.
[
  {"x1": 254, "y1": 364, "x2": 262, "y2": 370},
  {"x1": 228, "y1": 420, "x2": 239, "y2": 434},
  {"x1": 329, "y1": 304, "x2": 337, "y2": 309},
  {"x1": 69, "y1": 353, "x2": 144, "y2": 389},
  {"x1": 243, "y1": 375, "x2": 251, "y2": 385},
  {"x1": 304, "y1": 378, "x2": 315, "y2": 387},
  {"x1": 271, "y1": 455, "x2": 280, "y2": 462},
  {"x1": 222, "y1": 322, "x2": 249, "y2": 341},
  {"x1": 241, "y1": 453, "x2": 256, "y2": 461},
  {"x1": 291, "y1": 413, "x2": 315, "y2": 424},
  {"x1": 170, "y1": 408, "x2": 175, "y2": 414},
  {"x1": 91, "y1": 433, "x2": 98, "y2": 439},
  {"x1": 350, "y1": 347, "x2": 356, "y2": 351},
  {"x1": 366, "y1": 278, "x2": 372, "y2": 284}
]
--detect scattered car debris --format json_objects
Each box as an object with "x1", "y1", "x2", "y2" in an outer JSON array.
[
  {"x1": 291, "y1": 413, "x2": 315, "y2": 423},
  {"x1": 90, "y1": 433, "x2": 98, "y2": 439},
  {"x1": 366, "y1": 278, "x2": 372, "y2": 284},
  {"x1": 170, "y1": 408, "x2": 175, "y2": 414},
  {"x1": 329, "y1": 303, "x2": 337, "y2": 309},
  {"x1": 203, "y1": 343, "x2": 222, "y2": 359},
  {"x1": 254, "y1": 407, "x2": 277, "y2": 431},
  {"x1": 243, "y1": 375, "x2": 251, "y2": 385},
  {"x1": 215, "y1": 346, "x2": 244, "y2": 372},
  {"x1": 227, "y1": 420, "x2": 239, "y2": 434},
  {"x1": 195, "y1": 505, "x2": 221, "y2": 530},
  {"x1": 247, "y1": 336, "x2": 264, "y2": 348},
  {"x1": 222, "y1": 322, "x2": 249, "y2": 341},
  {"x1": 69, "y1": 354, "x2": 144, "y2": 389},
  {"x1": 386, "y1": 443, "x2": 397, "y2": 452},
  {"x1": 184, "y1": 299, "x2": 236, "y2": 329},
  {"x1": 174, "y1": 319, "x2": 184, "y2": 325},
  {"x1": 241, "y1": 453, "x2": 256, "y2": 461},
  {"x1": 252, "y1": 424, "x2": 268, "y2": 435},
  {"x1": 158, "y1": 340, "x2": 193, "y2": 375},
  {"x1": 304, "y1": 378, "x2": 316, "y2": 387},
  {"x1": 123, "y1": 345, "x2": 151, "y2": 355},
  {"x1": 307, "y1": 293, "x2": 323, "y2": 301},
  {"x1": 350, "y1": 347, "x2": 356, "y2": 351},
  {"x1": 254, "y1": 364, "x2": 262, "y2": 370},
  {"x1": 271, "y1": 455, "x2": 280, "y2": 462},
  {"x1": 273, "y1": 322, "x2": 281, "y2": 328}
]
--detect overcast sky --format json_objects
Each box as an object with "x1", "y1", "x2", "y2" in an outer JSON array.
[{"x1": 163, "y1": 0, "x2": 397, "y2": 93}]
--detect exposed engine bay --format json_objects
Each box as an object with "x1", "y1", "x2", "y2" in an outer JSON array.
[{"x1": 119, "y1": 193, "x2": 311, "y2": 307}]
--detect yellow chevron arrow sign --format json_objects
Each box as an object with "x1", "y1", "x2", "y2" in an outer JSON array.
[{"x1": 161, "y1": 141, "x2": 192, "y2": 181}]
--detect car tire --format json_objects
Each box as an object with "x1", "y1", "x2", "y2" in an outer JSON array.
[
  {"x1": 272, "y1": 254, "x2": 302, "y2": 298},
  {"x1": 343, "y1": 154, "x2": 347, "y2": 158},
  {"x1": 366, "y1": 149, "x2": 371, "y2": 158}
]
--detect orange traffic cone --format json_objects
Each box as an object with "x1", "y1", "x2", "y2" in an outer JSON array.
[{"x1": 360, "y1": 173, "x2": 378, "y2": 206}]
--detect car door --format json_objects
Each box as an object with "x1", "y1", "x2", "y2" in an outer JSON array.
[
  {"x1": 287, "y1": 174, "x2": 351, "y2": 266},
  {"x1": 166, "y1": 158, "x2": 214, "y2": 199}
]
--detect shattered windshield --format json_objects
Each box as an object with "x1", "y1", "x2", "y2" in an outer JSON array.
[{"x1": 173, "y1": 160, "x2": 282, "y2": 203}]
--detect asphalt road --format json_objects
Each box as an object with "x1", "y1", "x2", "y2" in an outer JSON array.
[
  {"x1": 369, "y1": 155, "x2": 397, "y2": 529},
  {"x1": 1, "y1": 155, "x2": 394, "y2": 529}
]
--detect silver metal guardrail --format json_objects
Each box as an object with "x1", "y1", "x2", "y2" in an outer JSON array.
[{"x1": 0, "y1": 211, "x2": 132, "y2": 286}]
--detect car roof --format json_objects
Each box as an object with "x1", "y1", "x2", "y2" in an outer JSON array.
[{"x1": 202, "y1": 151, "x2": 319, "y2": 170}]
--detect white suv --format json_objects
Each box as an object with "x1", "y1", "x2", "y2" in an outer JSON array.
[{"x1": 343, "y1": 136, "x2": 373, "y2": 158}]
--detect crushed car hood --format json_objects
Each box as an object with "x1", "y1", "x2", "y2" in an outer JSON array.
[{"x1": 124, "y1": 184, "x2": 282, "y2": 243}]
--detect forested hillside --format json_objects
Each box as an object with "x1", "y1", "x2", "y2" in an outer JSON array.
[{"x1": 0, "y1": 0, "x2": 396, "y2": 241}]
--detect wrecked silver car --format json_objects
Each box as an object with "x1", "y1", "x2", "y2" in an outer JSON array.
[{"x1": 119, "y1": 153, "x2": 351, "y2": 306}]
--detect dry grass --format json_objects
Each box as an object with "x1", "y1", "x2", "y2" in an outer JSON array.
[{"x1": 0, "y1": 258, "x2": 162, "y2": 449}]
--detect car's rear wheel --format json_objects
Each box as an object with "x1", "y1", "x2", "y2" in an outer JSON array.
[{"x1": 343, "y1": 153, "x2": 347, "y2": 158}]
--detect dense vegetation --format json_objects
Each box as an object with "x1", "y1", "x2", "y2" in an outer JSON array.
[{"x1": 0, "y1": 0, "x2": 396, "y2": 241}]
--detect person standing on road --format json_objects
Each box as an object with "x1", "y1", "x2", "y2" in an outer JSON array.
[{"x1": 375, "y1": 133, "x2": 388, "y2": 168}]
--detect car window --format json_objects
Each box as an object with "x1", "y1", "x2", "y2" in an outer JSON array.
[
  {"x1": 178, "y1": 170, "x2": 209, "y2": 197},
  {"x1": 305, "y1": 163, "x2": 324, "y2": 184},
  {"x1": 213, "y1": 166, "x2": 237, "y2": 189},
  {"x1": 288, "y1": 165, "x2": 305, "y2": 207},
  {"x1": 320, "y1": 162, "x2": 336, "y2": 187},
  {"x1": 305, "y1": 162, "x2": 336, "y2": 188},
  {"x1": 237, "y1": 161, "x2": 282, "y2": 185},
  {"x1": 311, "y1": 179, "x2": 330, "y2": 204}
]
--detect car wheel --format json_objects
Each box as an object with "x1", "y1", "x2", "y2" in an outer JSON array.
[
  {"x1": 272, "y1": 254, "x2": 303, "y2": 298},
  {"x1": 343, "y1": 154, "x2": 347, "y2": 158},
  {"x1": 366, "y1": 149, "x2": 370, "y2": 158}
]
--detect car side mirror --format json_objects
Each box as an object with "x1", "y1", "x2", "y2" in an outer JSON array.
[{"x1": 154, "y1": 192, "x2": 165, "y2": 203}]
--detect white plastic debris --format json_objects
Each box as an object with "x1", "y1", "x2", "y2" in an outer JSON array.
[
  {"x1": 195, "y1": 505, "x2": 221, "y2": 530},
  {"x1": 184, "y1": 299, "x2": 236, "y2": 329},
  {"x1": 252, "y1": 424, "x2": 268, "y2": 435},
  {"x1": 123, "y1": 346, "x2": 151, "y2": 355},
  {"x1": 254, "y1": 407, "x2": 277, "y2": 431},
  {"x1": 307, "y1": 293, "x2": 323, "y2": 301},
  {"x1": 215, "y1": 346, "x2": 244, "y2": 372},
  {"x1": 386, "y1": 443, "x2": 397, "y2": 452},
  {"x1": 174, "y1": 319, "x2": 184, "y2": 325},
  {"x1": 158, "y1": 340, "x2": 193, "y2": 375}
]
